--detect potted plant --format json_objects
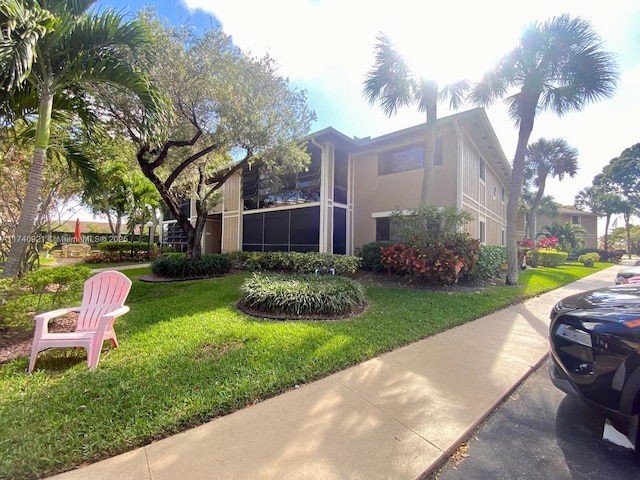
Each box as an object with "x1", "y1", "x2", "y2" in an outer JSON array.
[{"x1": 42, "y1": 241, "x2": 55, "y2": 259}]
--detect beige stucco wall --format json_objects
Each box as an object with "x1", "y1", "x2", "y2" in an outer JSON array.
[
  {"x1": 457, "y1": 132, "x2": 507, "y2": 246},
  {"x1": 351, "y1": 126, "x2": 508, "y2": 250}
]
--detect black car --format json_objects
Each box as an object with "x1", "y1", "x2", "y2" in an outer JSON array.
[{"x1": 549, "y1": 284, "x2": 640, "y2": 449}]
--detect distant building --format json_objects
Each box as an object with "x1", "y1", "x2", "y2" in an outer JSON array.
[{"x1": 517, "y1": 207, "x2": 598, "y2": 250}]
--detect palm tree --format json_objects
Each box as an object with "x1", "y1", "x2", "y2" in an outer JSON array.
[
  {"x1": 524, "y1": 138, "x2": 578, "y2": 241},
  {"x1": 575, "y1": 186, "x2": 627, "y2": 259},
  {"x1": 539, "y1": 220, "x2": 586, "y2": 252},
  {"x1": 0, "y1": 0, "x2": 165, "y2": 277},
  {"x1": 362, "y1": 33, "x2": 469, "y2": 202},
  {"x1": 469, "y1": 14, "x2": 618, "y2": 285},
  {"x1": 617, "y1": 199, "x2": 635, "y2": 259}
]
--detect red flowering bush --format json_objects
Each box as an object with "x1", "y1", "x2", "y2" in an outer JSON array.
[
  {"x1": 537, "y1": 236, "x2": 559, "y2": 250},
  {"x1": 380, "y1": 234, "x2": 480, "y2": 285}
]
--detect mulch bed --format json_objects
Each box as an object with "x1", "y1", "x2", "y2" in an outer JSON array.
[
  {"x1": 0, "y1": 312, "x2": 78, "y2": 364},
  {"x1": 237, "y1": 300, "x2": 368, "y2": 321}
]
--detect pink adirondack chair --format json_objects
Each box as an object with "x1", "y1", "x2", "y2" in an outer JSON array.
[{"x1": 28, "y1": 270, "x2": 132, "y2": 372}]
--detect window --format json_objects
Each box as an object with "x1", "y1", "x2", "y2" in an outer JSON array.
[
  {"x1": 433, "y1": 138, "x2": 443, "y2": 166},
  {"x1": 501, "y1": 228, "x2": 505, "y2": 246},
  {"x1": 376, "y1": 217, "x2": 390, "y2": 241},
  {"x1": 242, "y1": 157, "x2": 321, "y2": 210},
  {"x1": 572, "y1": 215, "x2": 580, "y2": 225},
  {"x1": 378, "y1": 146, "x2": 423, "y2": 175},
  {"x1": 333, "y1": 207, "x2": 346, "y2": 254},
  {"x1": 479, "y1": 157, "x2": 486, "y2": 182},
  {"x1": 378, "y1": 139, "x2": 443, "y2": 175},
  {"x1": 242, "y1": 206, "x2": 320, "y2": 252},
  {"x1": 334, "y1": 151, "x2": 348, "y2": 205},
  {"x1": 480, "y1": 221, "x2": 486, "y2": 243},
  {"x1": 493, "y1": 186, "x2": 497, "y2": 199},
  {"x1": 501, "y1": 186, "x2": 505, "y2": 203}
]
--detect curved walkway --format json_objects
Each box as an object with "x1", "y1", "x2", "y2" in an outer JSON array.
[{"x1": 48, "y1": 261, "x2": 632, "y2": 480}]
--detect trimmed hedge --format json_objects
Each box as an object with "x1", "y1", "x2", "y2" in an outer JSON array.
[
  {"x1": 151, "y1": 254, "x2": 231, "y2": 278},
  {"x1": 239, "y1": 273, "x2": 367, "y2": 318},
  {"x1": 225, "y1": 251, "x2": 361, "y2": 274},
  {"x1": 527, "y1": 249, "x2": 568, "y2": 268}
]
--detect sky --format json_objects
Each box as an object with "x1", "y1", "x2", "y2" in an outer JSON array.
[{"x1": 96, "y1": 0, "x2": 640, "y2": 214}]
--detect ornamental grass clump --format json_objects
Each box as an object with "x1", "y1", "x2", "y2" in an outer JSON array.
[{"x1": 239, "y1": 273, "x2": 367, "y2": 318}]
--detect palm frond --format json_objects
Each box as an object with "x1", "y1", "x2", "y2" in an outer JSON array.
[
  {"x1": 439, "y1": 79, "x2": 469, "y2": 110},
  {"x1": 73, "y1": 57, "x2": 169, "y2": 142},
  {"x1": 0, "y1": 1, "x2": 54, "y2": 89},
  {"x1": 362, "y1": 32, "x2": 415, "y2": 117}
]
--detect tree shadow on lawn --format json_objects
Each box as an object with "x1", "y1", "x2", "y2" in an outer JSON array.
[{"x1": 1, "y1": 317, "x2": 367, "y2": 479}]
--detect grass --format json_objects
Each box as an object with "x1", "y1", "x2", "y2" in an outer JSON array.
[{"x1": 0, "y1": 262, "x2": 612, "y2": 479}]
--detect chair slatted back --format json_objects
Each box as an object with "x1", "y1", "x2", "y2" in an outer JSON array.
[{"x1": 76, "y1": 271, "x2": 132, "y2": 332}]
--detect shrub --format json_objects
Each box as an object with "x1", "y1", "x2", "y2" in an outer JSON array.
[
  {"x1": 355, "y1": 241, "x2": 394, "y2": 272},
  {"x1": 151, "y1": 254, "x2": 231, "y2": 278},
  {"x1": 578, "y1": 252, "x2": 600, "y2": 267},
  {"x1": 389, "y1": 204, "x2": 472, "y2": 244},
  {"x1": 239, "y1": 273, "x2": 366, "y2": 318},
  {"x1": 226, "y1": 251, "x2": 361, "y2": 274},
  {"x1": 85, "y1": 241, "x2": 159, "y2": 263},
  {"x1": 380, "y1": 234, "x2": 480, "y2": 285},
  {"x1": 528, "y1": 249, "x2": 568, "y2": 268},
  {"x1": 0, "y1": 265, "x2": 92, "y2": 327},
  {"x1": 97, "y1": 241, "x2": 148, "y2": 255},
  {"x1": 464, "y1": 245, "x2": 507, "y2": 282}
]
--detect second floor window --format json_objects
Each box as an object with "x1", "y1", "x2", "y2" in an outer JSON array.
[{"x1": 242, "y1": 156, "x2": 321, "y2": 210}]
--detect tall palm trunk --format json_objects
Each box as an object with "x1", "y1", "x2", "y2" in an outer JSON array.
[
  {"x1": 506, "y1": 95, "x2": 538, "y2": 285},
  {"x1": 624, "y1": 211, "x2": 632, "y2": 259},
  {"x1": 420, "y1": 79, "x2": 438, "y2": 205},
  {"x1": 526, "y1": 176, "x2": 547, "y2": 241},
  {"x1": 1, "y1": 92, "x2": 53, "y2": 278},
  {"x1": 421, "y1": 98, "x2": 437, "y2": 203}
]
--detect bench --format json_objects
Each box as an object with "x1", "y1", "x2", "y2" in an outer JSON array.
[{"x1": 61, "y1": 244, "x2": 92, "y2": 258}]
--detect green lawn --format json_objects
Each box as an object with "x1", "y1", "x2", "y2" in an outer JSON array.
[{"x1": 0, "y1": 262, "x2": 612, "y2": 479}]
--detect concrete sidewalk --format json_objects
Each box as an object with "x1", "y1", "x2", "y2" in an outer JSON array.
[{"x1": 49, "y1": 261, "x2": 631, "y2": 480}]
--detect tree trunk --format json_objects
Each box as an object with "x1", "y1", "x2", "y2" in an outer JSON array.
[
  {"x1": 420, "y1": 94, "x2": 437, "y2": 203},
  {"x1": 1, "y1": 92, "x2": 53, "y2": 278},
  {"x1": 624, "y1": 212, "x2": 632, "y2": 259},
  {"x1": 527, "y1": 178, "x2": 547, "y2": 243},
  {"x1": 505, "y1": 96, "x2": 538, "y2": 285},
  {"x1": 137, "y1": 158, "x2": 202, "y2": 259},
  {"x1": 604, "y1": 215, "x2": 611, "y2": 260}
]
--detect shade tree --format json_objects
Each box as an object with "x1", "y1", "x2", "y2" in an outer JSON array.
[{"x1": 101, "y1": 14, "x2": 315, "y2": 259}]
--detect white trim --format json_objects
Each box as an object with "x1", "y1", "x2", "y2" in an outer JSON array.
[
  {"x1": 371, "y1": 211, "x2": 395, "y2": 218},
  {"x1": 455, "y1": 120, "x2": 463, "y2": 212},
  {"x1": 241, "y1": 202, "x2": 321, "y2": 215}
]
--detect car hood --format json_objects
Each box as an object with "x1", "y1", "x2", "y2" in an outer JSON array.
[{"x1": 555, "y1": 284, "x2": 640, "y2": 325}]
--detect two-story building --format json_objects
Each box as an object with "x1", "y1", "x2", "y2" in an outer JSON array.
[
  {"x1": 517, "y1": 207, "x2": 599, "y2": 250},
  {"x1": 163, "y1": 107, "x2": 511, "y2": 255}
]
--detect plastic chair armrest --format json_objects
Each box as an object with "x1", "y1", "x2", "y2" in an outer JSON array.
[{"x1": 34, "y1": 307, "x2": 80, "y2": 325}]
